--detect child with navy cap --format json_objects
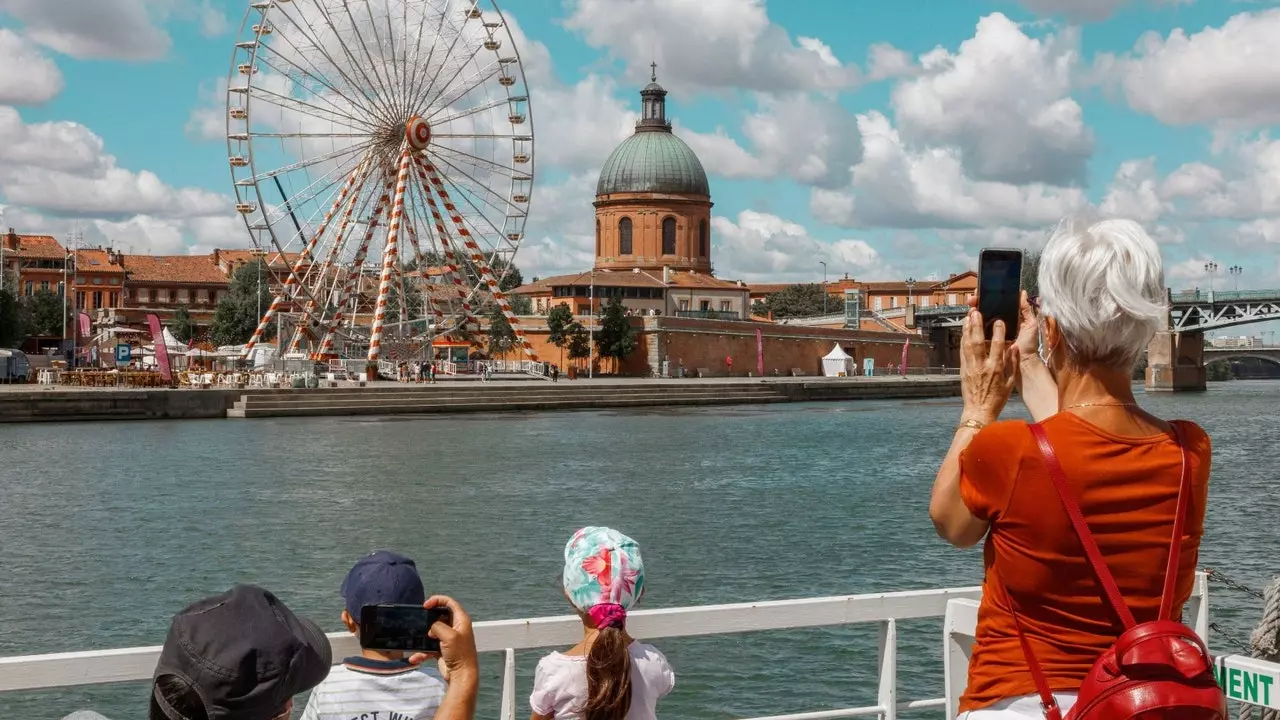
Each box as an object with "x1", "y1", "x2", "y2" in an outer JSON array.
[{"x1": 300, "y1": 551, "x2": 448, "y2": 720}]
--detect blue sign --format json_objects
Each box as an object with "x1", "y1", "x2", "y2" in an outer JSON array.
[{"x1": 115, "y1": 344, "x2": 131, "y2": 364}]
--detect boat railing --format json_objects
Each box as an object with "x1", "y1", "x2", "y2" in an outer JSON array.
[{"x1": 1, "y1": 572, "x2": 1276, "y2": 719}]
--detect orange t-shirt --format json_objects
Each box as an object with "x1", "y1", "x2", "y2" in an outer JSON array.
[{"x1": 957, "y1": 413, "x2": 1211, "y2": 713}]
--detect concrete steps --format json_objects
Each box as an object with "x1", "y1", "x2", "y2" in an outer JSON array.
[{"x1": 228, "y1": 388, "x2": 786, "y2": 418}]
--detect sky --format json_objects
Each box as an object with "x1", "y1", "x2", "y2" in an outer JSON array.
[{"x1": 0, "y1": 0, "x2": 1278, "y2": 295}]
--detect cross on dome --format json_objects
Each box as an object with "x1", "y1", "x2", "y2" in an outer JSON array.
[{"x1": 651, "y1": 61, "x2": 657, "y2": 82}]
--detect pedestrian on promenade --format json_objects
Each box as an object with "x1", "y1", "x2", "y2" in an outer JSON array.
[
  {"x1": 725, "y1": 355, "x2": 732, "y2": 376},
  {"x1": 530, "y1": 527, "x2": 674, "y2": 720},
  {"x1": 551, "y1": 364, "x2": 559, "y2": 382},
  {"x1": 929, "y1": 218, "x2": 1220, "y2": 719}
]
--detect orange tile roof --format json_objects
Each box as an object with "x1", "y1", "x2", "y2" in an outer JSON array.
[
  {"x1": 3, "y1": 233, "x2": 65, "y2": 259},
  {"x1": 213, "y1": 248, "x2": 299, "y2": 269},
  {"x1": 665, "y1": 271, "x2": 748, "y2": 290},
  {"x1": 74, "y1": 248, "x2": 124, "y2": 273},
  {"x1": 513, "y1": 270, "x2": 667, "y2": 293},
  {"x1": 121, "y1": 254, "x2": 229, "y2": 285}
]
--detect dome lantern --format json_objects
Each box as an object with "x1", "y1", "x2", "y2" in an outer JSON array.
[{"x1": 637, "y1": 62, "x2": 670, "y2": 132}]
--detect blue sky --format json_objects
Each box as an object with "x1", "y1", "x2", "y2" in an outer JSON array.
[{"x1": 1, "y1": 0, "x2": 1278, "y2": 300}]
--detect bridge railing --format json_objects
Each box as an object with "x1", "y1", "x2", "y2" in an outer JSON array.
[
  {"x1": 3, "y1": 572, "x2": 1271, "y2": 720},
  {"x1": 1171, "y1": 289, "x2": 1280, "y2": 303}
]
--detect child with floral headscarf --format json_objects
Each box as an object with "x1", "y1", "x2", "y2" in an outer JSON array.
[{"x1": 529, "y1": 527, "x2": 675, "y2": 720}]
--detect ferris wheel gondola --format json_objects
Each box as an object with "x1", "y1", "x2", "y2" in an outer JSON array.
[{"x1": 226, "y1": 0, "x2": 536, "y2": 366}]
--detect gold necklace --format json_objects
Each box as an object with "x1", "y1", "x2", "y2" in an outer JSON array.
[{"x1": 1063, "y1": 401, "x2": 1139, "y2": 410}]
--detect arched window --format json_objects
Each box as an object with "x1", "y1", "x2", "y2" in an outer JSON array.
[
  {"x1": 662, "y1": 216, "x2": 677, "y2": 255},
  {"x1": 698, "y1": 219, "x2": 708, "y2": 257},
  {"x1": 595, "y1": 220, "x2": 601, "y2": 256},
  {"x1": 618, "y1": 217, "x2": 633, "y2": 255}
]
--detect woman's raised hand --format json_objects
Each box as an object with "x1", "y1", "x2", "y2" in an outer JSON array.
[{"x1": 960, "y1": 309, "x2": 1017, "y2": 426}]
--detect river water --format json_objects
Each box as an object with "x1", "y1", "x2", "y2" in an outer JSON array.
[{"x1": 2, "y1": 381, "x2": 1277, "y2": 719}]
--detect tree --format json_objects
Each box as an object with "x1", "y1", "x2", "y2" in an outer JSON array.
[
  {"x1": 415, "y1": 251, "x2": 523, "y2": 292},
  {"x1": 1021, "y1": 251, "x2": 1041, "y2": 298},
  {"x1": 596, "y1": 296, "x2": 636, "y2": 373},
  {"x1": 509, "y1": 293, "x2": 532, "y2": 315},
  {"x1": 170, "y1": 306, "x2": 195, "y2": 344},
  {"x1": 210, "y1": 259, "x2": 272, "y2": 346},
  {"x1": 763, "y1": 283, "x2": 829, "y2": 318},
  {"x1": 546, "y1": 303, "x2": 573, "y2": 366},
  {"x1": 17, "y1": 289, "x2": 67, "y2": 338},
  {"x1": 0, "y1": 289, "x2": 20, "y2": 347},
  {"x1": 486, "y1": 305, "x2": 517, "y2": 357},
  {"x1": 750, "y1": 299, "x2": 769, "y2": 317},
  {"x1": 566, "y1": 321, "x2": 591, "y2": 369}
]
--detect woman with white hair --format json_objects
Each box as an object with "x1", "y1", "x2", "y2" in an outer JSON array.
[{"x1": 928, "y1": 219, "x2": 1214, "y2": 718}]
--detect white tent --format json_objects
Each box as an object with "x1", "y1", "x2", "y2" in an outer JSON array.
[{"x1": 822, "y1": 343, "x2": 856, "y2": 377}]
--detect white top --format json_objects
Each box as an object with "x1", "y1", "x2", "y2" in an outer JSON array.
[
  {"x1": 300, "y1": 658, "x2": 447, "y2": 720},
  {"x1": 529, "y1": 641, "x2": 675, "y2": 719}
]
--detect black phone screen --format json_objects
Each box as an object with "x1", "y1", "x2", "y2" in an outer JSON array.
[
  {"x1": 359, "y1": 604, "x2": 449, "y2": 653},
  {"x1": 977, "y1": 249, "x2": 1023, "y2": 340}
]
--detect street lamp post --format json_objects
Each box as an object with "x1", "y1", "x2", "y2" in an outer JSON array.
[
  {"x1": 1229, "y1": 265, "x2": 1242, "y2": 292},
  {"x1": 588, "y1": 268, "x2": 594, "y2": 380},
  {"x1": 1204, "y1": 261, "x2": 1219, "y2": 294},
  {"x1": 819, "y1": 261, "x2": 827, "y2": 315},
  {"x1": 906, "y1": 277, "x2": 916, "y2": 307}
]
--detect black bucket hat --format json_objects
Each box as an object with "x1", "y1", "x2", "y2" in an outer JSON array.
[{"x1": 151, "y1": 584, "x2": 332, "y2": 720}]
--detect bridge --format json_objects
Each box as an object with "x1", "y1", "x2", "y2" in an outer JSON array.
[
  {"x1": 907, "y1": 289, "x2": 1280, "y2": 392},
  {"x1": 1203, "y1": 345, "x2": 1280, "y2": 366},
  {"x1": 910, "y1": 289, "x2": 1280, "y2": 332}
]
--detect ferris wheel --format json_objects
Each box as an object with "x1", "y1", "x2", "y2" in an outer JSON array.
[{"x1": 226, "y1": 0, "x2": 536, "y2": 364}]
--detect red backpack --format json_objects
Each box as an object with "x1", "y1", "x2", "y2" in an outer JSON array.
[{"x1": 1005, "y1": 422, "x2": 1227, "y2": 720}]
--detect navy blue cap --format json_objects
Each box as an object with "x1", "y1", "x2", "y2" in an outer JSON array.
[{"x1": 341, "y1": 551, "x2": 425, "y2": 619}]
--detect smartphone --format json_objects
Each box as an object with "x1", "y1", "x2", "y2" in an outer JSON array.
[
  {"x1": 359, "y1": 604, "x2": 450, "y2": 653},
  {"x1": 977, "y1": 248, "x2": 1023, "y2": 341}
]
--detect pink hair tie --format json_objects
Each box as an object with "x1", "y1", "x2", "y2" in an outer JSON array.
[{"x1": 588, "y1": 603, "x2": 627, "y2": 629}]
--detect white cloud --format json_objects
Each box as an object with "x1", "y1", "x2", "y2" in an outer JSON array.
[
  {"x1": 1097, "y1": 9, "x2": 1280, "y2": 127},
  {"x1": 0, "y1": 28, "x2": 62, "y2": 104},
  {"x1": 1167, "y1": 133, "x2": 1280, "y2": 218},
  {"x1": 0, "y1": 0, "x2": 227, "y2": 61},
  {"x1": 562, "y1": 0, "x2": 859, "y2": 93},
  {"x1": 810, "y1": 111, "x2": 1089, "y2": 230},
  {"x1": 1016, "y1": 0, "x2": 1131, "y2": 21},
  {"x1": 680, "y1": 94, "x2": 861, "y2": 189},
  {"x1": 1099, "y1": 158, "x2": 1169, "y2": 224},
  {"x1": 0, "y1": 104, "x2": 236, "y2": 254},
  {"x1": 711, "y1": 210, "x2": 894, "y2": 282},
  {"x1": 892, "y1": 13, "x2": 1092, "y2": 186},
  {"x1": 516, "y1": 173, "x2": 597, "y2": 279},
  {"x1": 866, "y1": 43, "x2": 916, "y2": 81}
]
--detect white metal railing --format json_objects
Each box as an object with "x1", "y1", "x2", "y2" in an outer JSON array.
[{"x1": 1, "y1": 573, "x2": 1275, "y2": 719}]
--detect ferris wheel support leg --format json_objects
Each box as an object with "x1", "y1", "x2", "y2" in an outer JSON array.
[
  {"x1": 242, "y1": 153, "x2": 373, "y2": 359},
  {"x1": 366, "y1": 144, "x2": 414, "y2": 369},
  {"x1": 316, "y1": 179, "x2": 394, "y2": 360},
  {"x1": 290, "y1": 159, "x2": 374, "y2": 355},
  {"x1": 410, "y1": 154, "x2": 479, "y2": 333},
  {"x1": 420, "y1": 160, "x2": 540, "y2": 363}
]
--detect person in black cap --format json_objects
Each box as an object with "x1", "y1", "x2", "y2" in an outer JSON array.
[{"x1": 149, "y1": 584, "x2": 332, "y2": 720}]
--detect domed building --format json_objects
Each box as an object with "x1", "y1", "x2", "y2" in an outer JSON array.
[
  {"x1": 515, "y1": 67, "x2": 749, "y2": 320},
  {"x1": 594, "y1": 72, "x2": 712, "y2": 273}
]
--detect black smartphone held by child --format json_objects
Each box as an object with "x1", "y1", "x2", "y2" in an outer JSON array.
[
  {"x1": 359, "y1": 604, "x2": 450, "y2": 653},
  {"x1": 977, "y1": 248, "x2": 1023, "y2": 341}
]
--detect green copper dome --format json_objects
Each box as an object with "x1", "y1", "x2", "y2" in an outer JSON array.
[
  {"x1": 596, "y1": 131, "x2": 710, "y2": 196},
  {"x1": 596, "y1": 70, "x2": 710, "y2": 196}
]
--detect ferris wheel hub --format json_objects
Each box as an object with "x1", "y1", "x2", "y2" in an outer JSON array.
[{"x1": 406, "y1": 116, "x2": 432, "y2": 150}]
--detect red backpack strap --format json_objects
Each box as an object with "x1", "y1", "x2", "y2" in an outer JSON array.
[
  {"x1": 1028, "y1": 422, "x2": 1137, "y2": 629},
  {"x1": 1006, "y1": 598, "x2": 1064, "y2": 720}
]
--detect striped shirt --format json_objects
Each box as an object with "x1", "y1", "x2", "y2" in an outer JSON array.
[{"x1": 300, "y1": 656, "x2": 447, "y2": 720}]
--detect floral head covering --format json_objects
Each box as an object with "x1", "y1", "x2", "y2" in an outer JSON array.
[{"x1": 562, "y1": 527, "x2": 645, "y2": 621}]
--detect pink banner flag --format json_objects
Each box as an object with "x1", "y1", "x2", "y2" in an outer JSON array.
[
  {"x1": 755, "y1": 328, "x2": 764, "y2": 376},
  {"x1": 900, "y1": 335, "x2": 911, "y2": 377},
  {"x1": 77, "y1": 311, "x2": 91, "y2": 339},
  {"x1": 147, "y1": 313, "x2": 172, "y2": 383}
]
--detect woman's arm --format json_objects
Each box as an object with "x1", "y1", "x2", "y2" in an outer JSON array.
[
  {"x1": 930, "y1": 309, "x2": 1015, "y2": 548},
  {"x1": 929, "y1": 424, "x2": 989, "y2": 547}
]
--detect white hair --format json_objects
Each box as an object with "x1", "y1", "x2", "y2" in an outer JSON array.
[{"x1": 1038, "y1": 217, "x2": 1168, "y2": 368}]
